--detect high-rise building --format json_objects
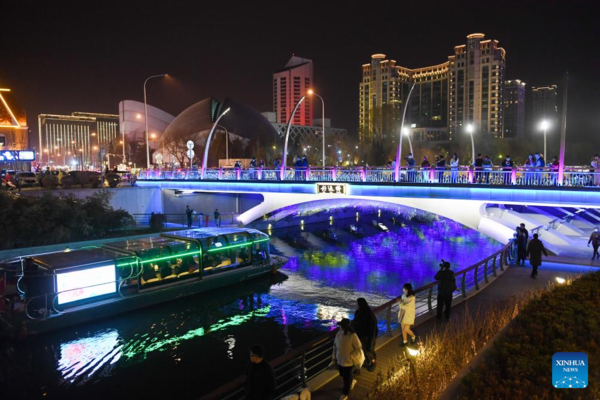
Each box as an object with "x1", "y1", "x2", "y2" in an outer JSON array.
[
  {"x1": 273, "y1": 56, "x2": 313, "y2": 126},
  {"x1": 531, "y1": 85, "x2": 558, "y2": 129},
  {"x1": 503, "y1": 79, "x2": 526, "y2": 138},
  {"x1": 359, "y1": 33, "x2": 506, "y2": 145},
  {"x1": 38, "y1": 112, "x2": 119, "y2": 167},
  {"x1": 449, "y1": 33, "x2": 506, "y2": 138}
]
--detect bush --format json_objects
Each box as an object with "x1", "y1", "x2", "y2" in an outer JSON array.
[
  {"x1": 0, "y1": 191, "x2": 135, "y2": 249},
  {"x1": 458, "y1": 272, "x2": 600, "y2": 399},
  {"x1": 149, "y1": 212, "x2": 166, "y2": 232}
]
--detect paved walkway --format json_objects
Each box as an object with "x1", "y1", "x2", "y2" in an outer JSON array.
[{"x1": 311, "y1": 261, "x2": 598, "y2": 400}]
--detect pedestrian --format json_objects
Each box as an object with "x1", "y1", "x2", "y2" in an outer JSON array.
[
  {"x1": 397, "y1": 283, "x2": 417, "y2": 346},
  {"x1": 550, "y1": 156, "x2": 560, "y2": 185},
  {"x1": 534, "y1": 153, "x2": 545, "y2": 184},
  {"x1": 214, "y1": 208, "x2": 220, "y2": 227},
  {"x1": 482, "y1": 155, "x2": 493, "y2": 184},
  {"x1": 473, "y1": 154, "x2": 484, "y2": 183},
  {"x1": 185, "y1": 205, "x2": 194, "y2": 228},
  {"x1": 331, "y1": 318, "x2": 361, "y2": 400},
  {"x1": 436, "y1": 154, "x2": 446, "y2": 183},
  {"x1": 516, "y1": 223, "x2": 528, "y2": 265},
  {"x1": 245, "y1": 344, "x2": 276, "y2": 400},
  {"x1": 588, "y1": 228, "x2": 600, "y2": 260},
  {"x1": 249, "y1": 157, "x2": 257, "y2": 180},
  {"x1": 523, "y1": 154, "x2": 535, "y2": 185},
  {"x1": 501, "y1": 155, "x2": 514, "y2": 185},
  {"x1": 198, "y1": 211, "x2": 204, "y2": 227},
  {"x1": 406, "y1": 153, "x2": 416, "y2": 182},
  {"x1": 352, "y1": 298, "x2": 378, "y2": 372},
  {"x1": 434, "y1": 260, "x2": 457, "y2": 321},
  {"x1": 420, "y1": 156, "x2": 430, "y2": 182},
  {"x1": 450, "y1": 153, "x2": 459, "y2": 183},
  {"x1": 591, "y1": 154, "x2": 599, "y2": 187},
  {"x1": 526, "y1": 233, "x2": 548, "y2": 279}
]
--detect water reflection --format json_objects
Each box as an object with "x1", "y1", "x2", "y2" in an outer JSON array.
[{"x1": 58, "y1": 330, "x2": 122, "y2": 381}]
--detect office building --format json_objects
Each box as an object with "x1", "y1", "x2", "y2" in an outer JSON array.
[
  {"x1": 38, "y1": 112, "x2": 119, "y2": 167},
  {"x1": 531, "y1": 85, "x2": 559, "y2": 129},
  {"x1": 0, "y1": 88, "x2": 29, "y2": 150},
  {"x1": 273, "y1": 56, "x2": 313, "y2": 126},
  {"x1": 359, "y1": 33, "x2": 506, "y2": 144},
  {"x1": 503, "y1": 79, "x2": 526, "y2": 138}
]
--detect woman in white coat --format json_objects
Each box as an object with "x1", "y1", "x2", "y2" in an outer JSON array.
[
  {"x1": 332, "y1": 318, "x2": 362, "y2": 400},
  {"x1": 398, "y1": 283, "x2": 417, "y2": 346}
]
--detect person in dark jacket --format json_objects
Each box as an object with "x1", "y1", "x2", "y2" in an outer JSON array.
[
  {"x1": 434, "y1": 261, "x2": 456, "y2": 321},
  {"x1": 473, "y1": 154, "x2": 484, "y2": 183},
  {"x1": 501, "y1": 155, "x2": 514, "y2": 185},
  {"x1": 516, "y1": 223, "x2": 528, "y2": 265},
  {"x1": 588, "y1": 228, "x2": 600, "y2": 260},
  {"x1": 245, "y1": 344, "x2": 276, "y2": 400},
  {"x1": 185, "y1": 205, "x2": 194, "y2": 228},
  {"x1": 526, "y1": 233, "x2": 548, "y2": 278},
  {"x1": 352, "y1": 298, "x2": 378, "y2": 372}
]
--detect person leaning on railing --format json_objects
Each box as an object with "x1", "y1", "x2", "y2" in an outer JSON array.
[{"x1": 434, "y1": 261, "x2": 457, "y2": 321}]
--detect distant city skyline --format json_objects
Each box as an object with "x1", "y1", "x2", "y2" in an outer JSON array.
[{"x1": 1, "y1": 1, "x2": 599, "y2": 149}]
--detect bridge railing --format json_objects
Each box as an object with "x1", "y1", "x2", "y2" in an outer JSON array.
[
  {"x1": 201, "y1": 242, "x2": 513, "y2": 400},
  {"x1": 136, "y1": 166, "x2": 600, "y2": 187}
]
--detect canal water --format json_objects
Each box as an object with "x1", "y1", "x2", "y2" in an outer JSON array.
[{"x1": 0, "y1": 214, "x2": 501, "y2": 399}]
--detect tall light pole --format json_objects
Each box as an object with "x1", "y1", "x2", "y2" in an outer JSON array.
[
  {"x1": 201, "y1": 107, "x2": 231, "y2": 179},
  {"x1": 539, "y1": 120, "x2": 550, "y2": 159},
  {"x1": 558, "y1": 72, "x2": 569, "y2": 185},
  {"x1": 144, "y1": 73, "x2": 167, "y2": 168},
  {"x1": 281, "y1": 96, "x2": 306, "y2": 180},
  {"x1": 395, "y1": 83, "x2": 416, "y2": 182},
  {"x1": 402, "y1": 127, "x2": 413, "y2": 155},
  {"x1": 217, "y1": 124, "x2": 229, "y2": 162},
  {"x1": 466, "y1": 124, "x2": 475, "y2": 165},
  {"x1": 308, "y1": 89, "x2": 325, "y2": 167}
]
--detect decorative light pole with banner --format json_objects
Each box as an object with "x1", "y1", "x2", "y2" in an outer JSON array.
[{"x1": 201, "y1": 107, "x2": 231, "y2": 179}]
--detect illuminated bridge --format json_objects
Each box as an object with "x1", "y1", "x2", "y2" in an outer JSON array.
[{"x1": 136, "y1": 167, "x2": 600, "y2": 258}]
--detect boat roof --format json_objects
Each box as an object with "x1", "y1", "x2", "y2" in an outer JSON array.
[
  {"x1": 107, "y1": 236, "x2": 191, "y2": 252},
  {"x1": 164, "y1": 228, "x2": 268, "y2": 239},
  {"x1": 33, "y1": 247, "x2": 131, "y2": 271}
]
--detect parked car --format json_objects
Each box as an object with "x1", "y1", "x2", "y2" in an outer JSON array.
[
  {"x1": 62, "y1": 171, "x2": 102, "y2": 188},
  {"x1": 14, "y1": 171, "x2": 39, "y2": 187}
]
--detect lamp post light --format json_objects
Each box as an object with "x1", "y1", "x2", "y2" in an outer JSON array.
[
  {"x1": 281, "y1": 95, "x2": 306, "y2": 180},
  {"x1": 395, "y1": 83, "x2": 416, "y2": 182},
  {"x1": 402, "y1": 127, "x2": 414, "y2": 155},
  {"x1": 308, "y1": 89, "x2": 326, "y2": 167},
  {"x1": 465, "y1": 124, "x2": 475, "y2": 165},
  {"x1": 539, "y1": 120, "x2": 550, "y2": 159},
  {"x1": 144, "y1": 73, "x2": 168, "y2": 168},
  {"x1": 201, "y1": 107, "x2": 231, "y2": 179}
]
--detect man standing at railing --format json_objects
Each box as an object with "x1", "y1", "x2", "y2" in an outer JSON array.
[
  {"x1": 501, "y1": 155, "x2": 514, "y2": 185},
  {"x1": 434, "y1": 261, "x2": 457, "y2": 321},
  {"x1": 588, "y1": 228, "x2": 600, "y2": 260},
  {"x1": 406, "y1": 153, "x2": 416, "y2": 182},
  {"x1": 473, "y1": 154, "x2": 484, "y2": 183},
  {"x1": 436, "y1": 154, "x2": 446, "y2": 183},
  {"x1": 185, "y1": 205, "x2": 194, "y2": 228},
  {"x1": 517, "y1": 223, "x2": 529, "y2": 265},
  {"x1": 526, "y1": 233, "x2": 548, "y2": 279},
  {"x1": 245, "y1": 344, "x2": 276, "y2": 400},
  {"x1": 214, "y1": 208, "x2": 221, "y2": 227}
]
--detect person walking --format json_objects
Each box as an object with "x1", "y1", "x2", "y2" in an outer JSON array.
[
  {"x1": 526, "y1": 233, "x2": 548, "y2": 279},
  {"x1": 516, "y1": 223, "x2": 529, "y2": 265},
  {"x1": 434, "y1": 261, "x2": 457, "y2": 321},
  {"x1": 332, "y1": 318, "x2": 361, "y2": 400},
  {"x1": 352, "y1": 298, "x2": 378, "y2": 372},
  {"x1": 185, "y1": 205, "x2": 194, "y2": 228},
  {"x1": 450, "y1": 153, "x2": 459, "y2": 183},
  {"x1": 397, "y1": 283, "x2": 417, "y2": 346},
  {"x1": 588, "y1": 228, "x2": 600, "y2": 260},
  {"x1": 245, "y1": 344, "x2": 276, "y2": 400},
  {"x1": 214, "y1": 208, "x2": 221, "y2": 227},
  {"x1": 501, "y1": 155, "x2": 514, "y2": 185}
]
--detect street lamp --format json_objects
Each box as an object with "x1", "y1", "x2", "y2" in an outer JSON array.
[
  {"x1": 539, "y1": 120, "x2": 550, "y2": 158},
  {"x1": 465, "y1": 124, "x2": 475, "y2": 165},
  {"x1": 281, "y1": 95, "x2": 306, "y2": 180},
  {"x1": 202, "y1": 107, "x2": 231, "y2": 179},
  {"x1": 395, "y1": 83, "x2": 416, "y2": 182},
  {"x1": 308, "y1": 89, "x2": 326, "y2": 167},
  {"x1": 144, "y1": 73, "x2": 168, "y2": 168},
  {"x1": 402, "y1": 127, "x2": 414, "y2": 155}
]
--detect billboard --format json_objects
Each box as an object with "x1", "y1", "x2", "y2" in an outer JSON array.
[{"x1": 56, "y1": 265, "x2": 116, "y2": 305}]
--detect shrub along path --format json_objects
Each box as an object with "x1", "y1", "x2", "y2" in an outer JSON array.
[{"x1": 311, "y1": 261, "x2": 598, "y2": 400}]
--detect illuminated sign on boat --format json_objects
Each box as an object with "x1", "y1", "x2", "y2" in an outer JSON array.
[
  {"x1": 56, "y1": 264, "x2": 116, "y2": 305},
  {"x1": 316, "y1": 183, "x2": 349, "y2": 195}
]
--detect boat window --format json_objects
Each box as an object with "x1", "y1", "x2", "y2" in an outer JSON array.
[{"x1": 252, "y1": 233, "x2": 271, "y2": 261}]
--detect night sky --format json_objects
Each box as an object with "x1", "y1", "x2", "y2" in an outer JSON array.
[{"x1": 2, "y1": 0, "x2": 599, "y2": 146}]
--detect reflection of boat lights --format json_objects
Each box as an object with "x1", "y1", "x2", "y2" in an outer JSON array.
[
  {"x1": 225, "y1": 335, "x2": 236, "y2": 359},
  {"x1": 378, "y1": 209, "x2": 381, "y2": 218},
  {"x1": 316, "y1": 305, "x2": 349, "y2": 321},
  {"x1": 58, "y1": 330, "x2": 121, "y2": 380},
  {"x1": 122, "y1": 306, "x2": 270, "y2": 359},
  {"x1": 268, "y1": 224, "x2": 272, "y2": 230}
]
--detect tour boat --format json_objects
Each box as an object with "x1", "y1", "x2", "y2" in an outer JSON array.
[{"x1": 0, "y1": 228, "x2": 286, "y2": 338}]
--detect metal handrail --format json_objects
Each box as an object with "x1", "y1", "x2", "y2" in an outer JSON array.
[{"x1": 202, "y1": 242, "x2": 513, "y2": 400}]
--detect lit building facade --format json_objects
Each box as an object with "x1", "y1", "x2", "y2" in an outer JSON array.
[
  {"x1": 503, "y1": 79, "x2": 526, "y2": 138},
  {"x1": 38, "y1": 112, "x2": 119, "y2": 167},
  {"x1": 531, "y1": 85, "x2": 558, "y2": 128},
  {"x1": 448, "y1": 33, "x2": 506, "y2": 138},
  {"x1": 360, "y1": 33, "x2": 507, "y2": 144},
  {"x1": 273, "y1": 56, "x2": 313, "y2": 126},
  {"x1": 0, "y1": 88, "x2": 29, "y2": 150}
]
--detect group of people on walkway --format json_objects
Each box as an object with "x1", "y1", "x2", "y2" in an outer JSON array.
[
  {"x1": 185, "y1": 205, "x2": 221, "y2": 228},
  {"x1": 514, "y1": 223, "x2": 550, "y2": 278}
]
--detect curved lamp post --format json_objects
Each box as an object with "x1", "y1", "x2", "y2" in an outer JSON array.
[
  {"x1": 402, "y1": 127, "x2": 414, "y2": 155},
  {"x1": 201, "y1": 107, "x2": 231, "y2": 179},
  {"x1": 308, "y1": 89, "x2": 325, "y2": 167},
  {"x1": 395, "y1": 83, "x2": 416, "y2": 182},
  {"x1": 144, "y1": 73, "x2": 168, "y2": 168},
  {"x1": 217, "y1": 124, "x2": 230, "y2": 162},
  {"x1": 465, "y1": 124, "x2": 475, "y2": 165},
  {"x1": 281, "y1": 96, "x2": 306, "y2": 180}
]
